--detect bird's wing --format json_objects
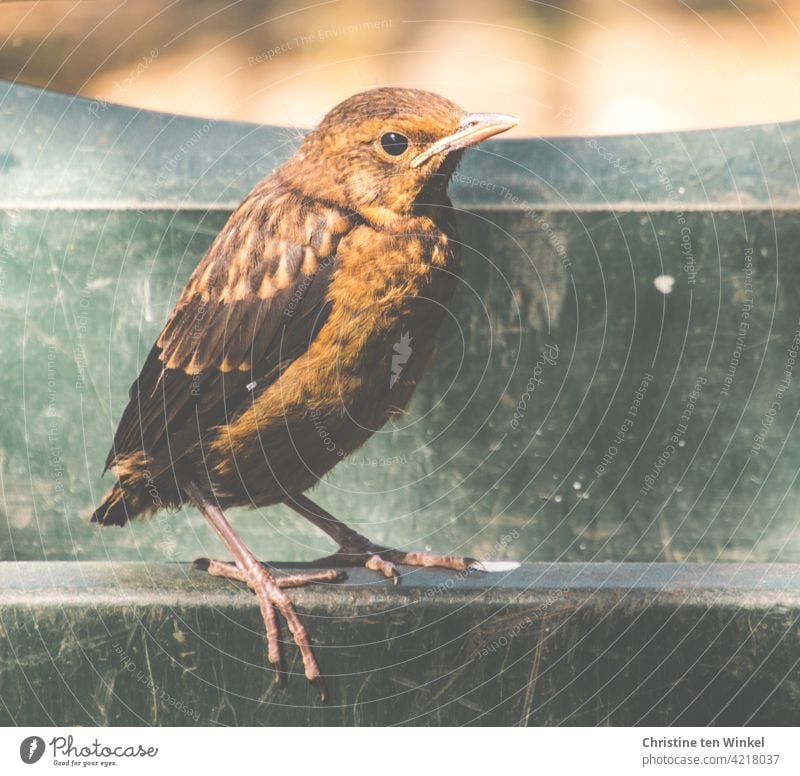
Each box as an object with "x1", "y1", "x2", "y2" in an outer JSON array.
[{"x1": 105, "y1": 190, "x2": 353, "y2": 472}]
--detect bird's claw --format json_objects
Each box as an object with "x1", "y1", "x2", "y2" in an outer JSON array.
[
  {"x1": 365, "y1": 553, "x2": 401, "y2": 583},
  {"x1": 310, "y1": 676, "x2": 329, "y2": 703},
  {"x1": 319, "y1": 543, "x2": 481, "y2": 582},
  {"x1": 193, "y1": 557, "x2": 343, "y2": 700}
]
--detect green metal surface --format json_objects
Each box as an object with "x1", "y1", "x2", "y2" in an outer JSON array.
[
  {"x1": 3, "y1": 82, "x2": 800, "y2": 564},
  {"x1": 1, "y1": 561, "x2": 798, "y2": 726},
  {"x1": 2, "y1": 81, "x2": 800, "y2": 727}
]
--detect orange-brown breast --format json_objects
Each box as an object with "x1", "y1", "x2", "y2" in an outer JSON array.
[{"x1": 208, "y1": 215, "x2": 460, "y2": 504}]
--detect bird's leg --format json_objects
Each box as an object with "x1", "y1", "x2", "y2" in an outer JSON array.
[
  {"x1": 286, "y1": 493, "x2": 481, "y2": 582},
  {"x1": 184, "y1": 482, "x2": 341, "y2": 699}
]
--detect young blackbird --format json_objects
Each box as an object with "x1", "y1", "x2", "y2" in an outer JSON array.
[{"x1": 92, "y1": 87, "x2": 517, "y2": 697}]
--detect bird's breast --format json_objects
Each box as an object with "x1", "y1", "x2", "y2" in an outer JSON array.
[
  {"x1": 312, "y1": 222, "x2": 460, "y2": 413},
  {"x1": 210, "y1": 220, "x2": 459, "y2": 501}
]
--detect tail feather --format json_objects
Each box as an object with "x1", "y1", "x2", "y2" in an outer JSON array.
[
  {"x1": 91, "y1": 483, "x2": 131, "y2": 526},
  {"x1": 91, "y1": 452, "x2": 182, "y2": 526}
]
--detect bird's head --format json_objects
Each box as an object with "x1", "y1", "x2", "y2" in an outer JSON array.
[{"x1": 287, "y1": 87, "x2": 518, "y2": 226}]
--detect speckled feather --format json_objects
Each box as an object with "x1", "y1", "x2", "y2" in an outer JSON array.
[{"x1": 92, "y1": 87, "x2": 466, "y2": 526}]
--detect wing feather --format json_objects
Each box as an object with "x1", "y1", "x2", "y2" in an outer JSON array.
[{"x1": 104, "y1": 189, "x2": 353, "y2": 473}]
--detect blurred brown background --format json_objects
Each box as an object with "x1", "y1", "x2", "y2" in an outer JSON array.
[{"x1": 2, "y1": 0, "x2": 799, "y2": 135}]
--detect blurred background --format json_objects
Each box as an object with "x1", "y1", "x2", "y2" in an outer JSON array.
[{"x1": 2, "y1": 0, "x2": 800, "y2": 135}]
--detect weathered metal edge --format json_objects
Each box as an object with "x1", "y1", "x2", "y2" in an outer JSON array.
[
  {"x1": 2, "y1": 80, "x2": 799, "y2": 208},
  {"x1": 1, "y1": 562, "x2": 799, "y2": 608}
]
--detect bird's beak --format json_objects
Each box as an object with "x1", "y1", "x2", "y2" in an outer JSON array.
[{"x1": 410, "y1": 112, "x2": 519, "y2": 168}]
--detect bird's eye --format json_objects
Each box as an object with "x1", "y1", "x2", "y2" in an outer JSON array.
[{"x1": 380, "y1": 132, "x2": 409, "y2": 157}]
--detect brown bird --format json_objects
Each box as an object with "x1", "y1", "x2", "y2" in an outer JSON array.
[{"x1": 92, "y1": 87, "x2": 517, "y2": 697}]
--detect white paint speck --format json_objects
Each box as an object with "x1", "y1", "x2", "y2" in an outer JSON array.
[
  {"x1": 86, "y1": 277, "x2": 112, "y2": 292},
  {"x1": 479, "y1": 561, "x2": 521, "y2": 572},
  {"x1": 142, "y1": 277, "x2": 153, "y2": 322},
  {"x1": 654, "y1": 274, "x2": 675, "y2": 294}
]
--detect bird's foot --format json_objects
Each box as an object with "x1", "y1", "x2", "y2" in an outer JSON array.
[
  {"x1": 196, "y1": 558, "x2": 346, "y2": 588},
  {"x1": 315, "y1": 541, "x2": 483, "y2": 584},
  {"x1": 192, "y1": 558, "x2": 344, "y2": 700}
]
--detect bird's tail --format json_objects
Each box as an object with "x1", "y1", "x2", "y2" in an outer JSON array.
[
  {"x1": 91, "y1": 482, "x2": 132, "y2": 526},
  {"x1": 91, "y1": 452, "x2": 182, "y2": 526}
]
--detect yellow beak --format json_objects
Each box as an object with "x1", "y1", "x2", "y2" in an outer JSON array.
[{"x1": 410, "y1": 112, "x2": 519, "y2": 168}]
